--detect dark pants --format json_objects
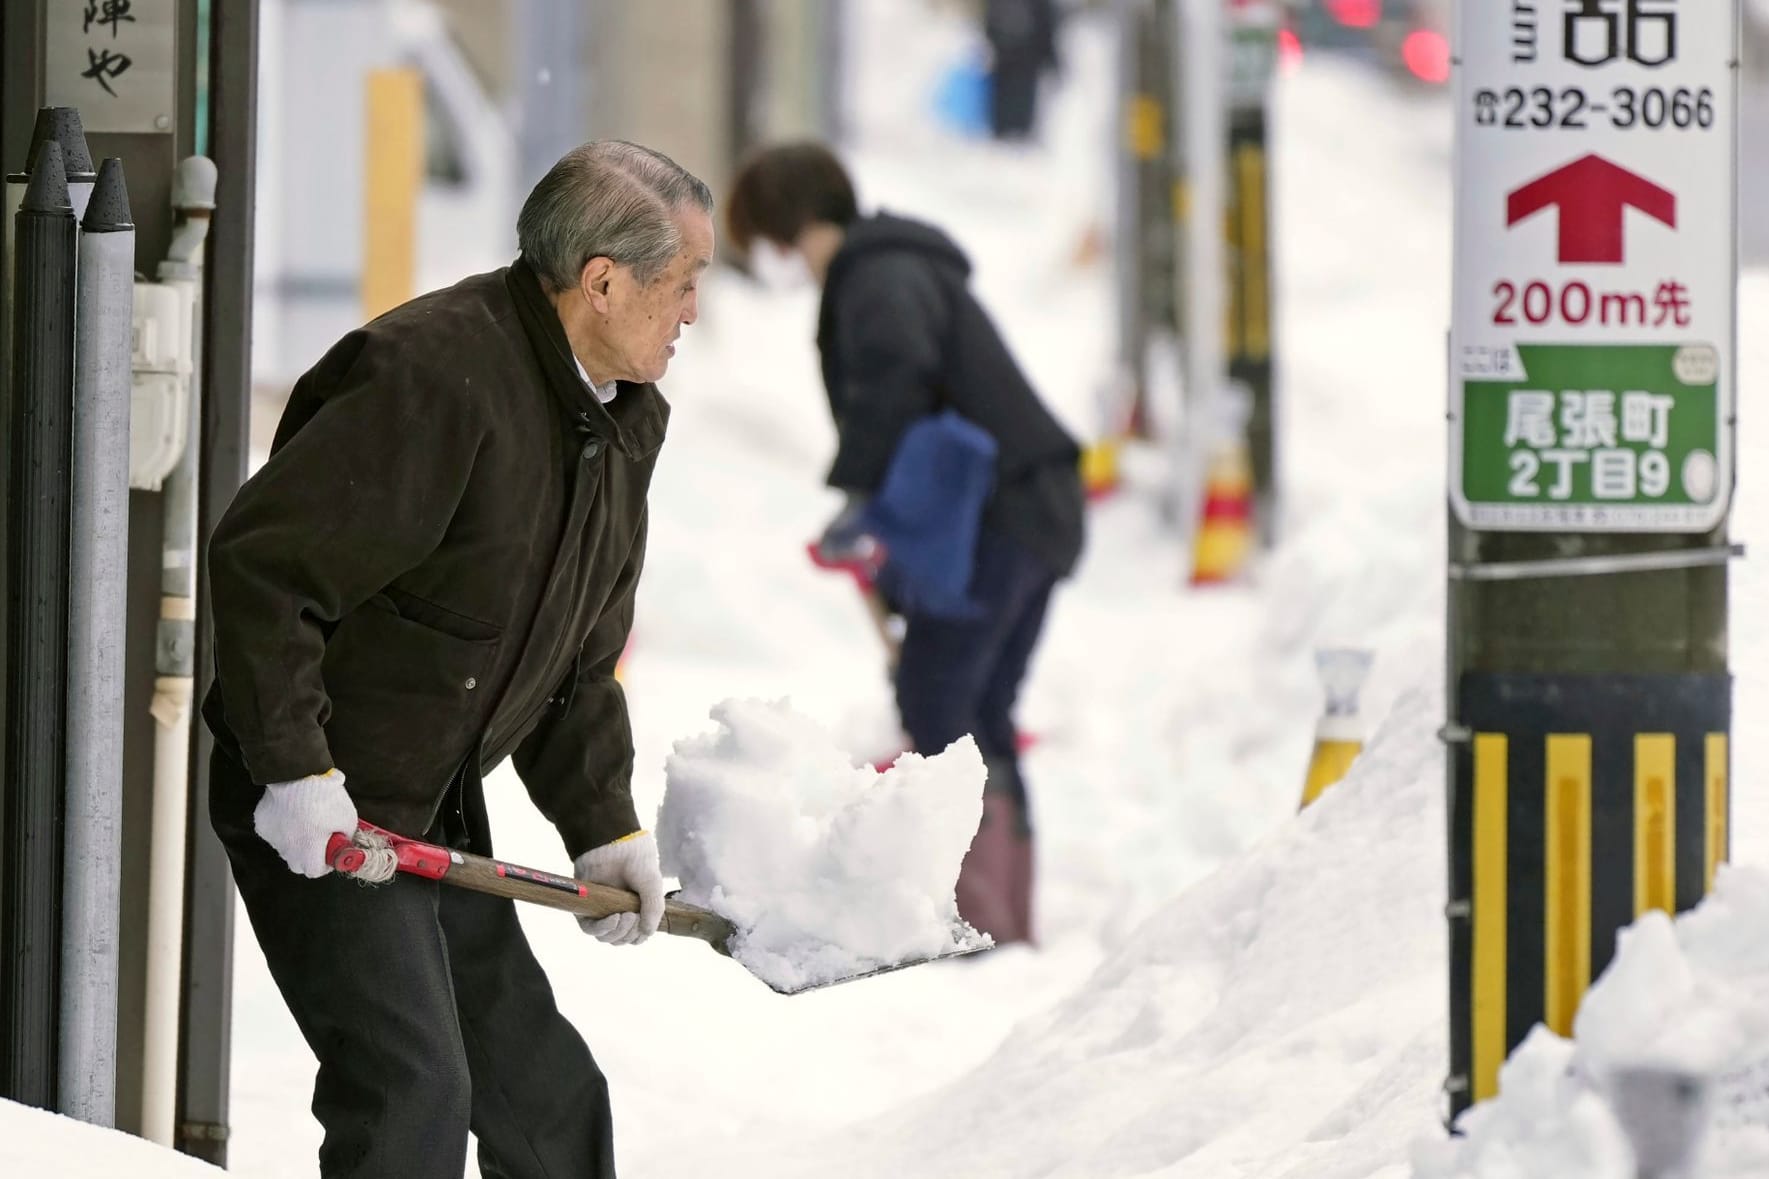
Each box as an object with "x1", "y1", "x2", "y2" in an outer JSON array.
[
  {"x1": 989, "y1": 51, "x2": 1043, "y2": 140},
  {"x1": 211, "y1": 748, "x2": 616, "y2": 1178},
  {"x1": 895, "y1": 529, "x2": 1055, "y2": 944}
]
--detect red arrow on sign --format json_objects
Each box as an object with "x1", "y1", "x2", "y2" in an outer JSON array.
[{"x1": 1505, "y1": 154, "x2": 1676, "y2": 264}]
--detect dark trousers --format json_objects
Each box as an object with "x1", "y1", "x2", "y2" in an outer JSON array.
[
  {"x1": 895, "y1": 529, "x2": 1055, "y2": 943},
  {"x1": 211, "y1": 747, "x2": 616, "y2": 1178},
  {"x1": 989, "y1": 51, "x2": 1043, "y2": 139}
]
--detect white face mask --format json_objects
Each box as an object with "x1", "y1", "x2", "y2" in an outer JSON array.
[{"x1": 749, "y1": 237, "x2": 814, "y2": 292}]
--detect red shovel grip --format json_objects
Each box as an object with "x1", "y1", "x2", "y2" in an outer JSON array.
[
  {"x1": 326, "y1": 833, "x2": 366, "y2": 874},
  {"x1": 326, "y1": 821, "x2": 454, "y2": 880}
]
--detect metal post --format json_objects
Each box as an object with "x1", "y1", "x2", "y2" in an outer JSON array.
[
  {"x1": 0, "y1": 0, "x2": 46, "y2": 972},
  {"x1": 179, "y1": 0, "x2": 258, "y2": 1158},
  {"x1": 1225, "y1": 4, "x2": 1278, "y2": 547},
  {"x1": 4, "y1": 109, "x2": 95, "y2": 465},
  {"x1": 4, "y1": 159, "x2": 26, "y2": 410},
  {"x1": 10, "y1": 108, "x2": 97, "y2": 242},
  {"x1": 1113, "y1": 0, "x2": 1151, "y2": 425},
  {"x1": 815, "y1": 0, "x2": 846, "y2": 141},
  {"x1": 516, "y1": 0, "x2": 587, "y2": 189},
  {"x1": 60, "y1": 156, "x2": 134, "y2": 1127},
  {"x1": 1171, "y1": 0, "x2": 1225, "y2": 530},
  {"x1": 1445, "y1": 4, "x2": 1736, "y2": 1119},
  {"x1": 141, "y1": 155, "x2": 214, "y2": 1147},
  {"x1": 729, "y1": 0, "x2": 766, "y2": 177},
  {"x1": 31, "y1": 109, "x2": 97, "y2": 221},
  {"x1": 2, "y1": 141, "x2": 79, "y2": 1110},
  {"x1": 1134, "y1": 0, "x2": 1180, "y2": 442}
]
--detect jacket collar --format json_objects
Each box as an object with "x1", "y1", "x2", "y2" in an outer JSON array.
[{"x1": 506, "y1": 256, "x2": 669, "y2": 460}]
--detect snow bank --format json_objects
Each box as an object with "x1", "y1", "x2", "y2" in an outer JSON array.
[
  {"x1": 1414, "y1": 869, "x2": 1769, "y2": 1179},
  {"x1": 1, "y1": 1100, "x2": 228, "y2": 1177},
  {"x1": 656, "y1": 699, "x2": 991, "y2": 992},
  {"x1": 681, "y1": 662, "x2": 1449, "y2": 1177}
]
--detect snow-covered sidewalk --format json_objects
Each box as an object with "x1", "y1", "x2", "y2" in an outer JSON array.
[{"x1": 12, "y1": 1, "x2": 1768, "y2": 1175}]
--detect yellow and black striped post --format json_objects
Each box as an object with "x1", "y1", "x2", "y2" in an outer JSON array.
[
  {"x1": 1081, "y1": 78, "x2": 1166, "y2": 500},
  {"x1": 1448, "y1": 673, "x2": 1729, "y2": 1112},
  {"x1": 1224, "y1": 106, "x2": 1273, "y2": 547},
  {"x1": 1111, "y1": 0, "x2": 1180, "y2": 442},
  {"x1": 1222, "y1": 2, "x2": 1277, "y2": 547}
]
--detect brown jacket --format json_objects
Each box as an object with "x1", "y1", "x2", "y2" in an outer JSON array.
[{"x1": 203, "y1": 258, "x2": 666, "y2": 855}]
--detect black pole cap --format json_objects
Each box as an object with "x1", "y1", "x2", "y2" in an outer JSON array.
[
  {"x1": 21, "y1": 141, "x2": 73, "y2": 214},
  {"x1": 81, "y1": 158, "x2": 133, "y2": 233},
  {"x1": 25, "y1": 107, "x2": 96, "y2": 179}
]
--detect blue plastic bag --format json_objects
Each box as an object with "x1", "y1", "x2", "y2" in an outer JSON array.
[
  {"x1": 931, "y1": 48, "x2": 993, "y2": 137},
  {"x1": 862, "y1": 411, "x2": 998, "y2": 619}
]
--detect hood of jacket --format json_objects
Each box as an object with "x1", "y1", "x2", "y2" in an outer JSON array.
[{"x1": 825, "y1": 212, "x2": 972, "y2": 289}]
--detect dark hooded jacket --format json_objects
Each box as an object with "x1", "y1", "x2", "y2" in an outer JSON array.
[
  {"x1": 203, "y1": 258, "x2": 662, "y2": 856},
  {"x1": 816, "y1": 212, "x2": 1084, "y2": 578}
]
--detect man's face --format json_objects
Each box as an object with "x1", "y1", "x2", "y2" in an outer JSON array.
[{"x1": 602, "y1": 206, "x2": 714, "y2": 384}]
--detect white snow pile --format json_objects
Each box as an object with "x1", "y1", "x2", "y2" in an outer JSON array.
[
  {"x1": 655, "y1": 698, "x2": 992, "y2": 993},
  {"x1": 691, "y1": 667, "x2": 1453, "y2": 1178},
  {"x1": 1414, "y1": 868, "x2": 1769, "y2": 1179},
  {"x1": 1, "y1": 1099, "x2": 228, "y2": 1177}
]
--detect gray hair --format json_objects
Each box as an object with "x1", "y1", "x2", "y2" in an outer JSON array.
[{"x1": 518, "y1": 141, "x2": 714, "y2": 292}]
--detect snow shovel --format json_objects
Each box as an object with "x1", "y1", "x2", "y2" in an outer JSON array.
[{"x1": 326, "y1": 821, "x2": 989, "y2": 994}]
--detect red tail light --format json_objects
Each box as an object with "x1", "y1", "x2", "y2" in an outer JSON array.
[
  {"x1": 1278, "y1": 27, "x2": 1304, "y2": 74},
  {"x1": 1324, "y1": 0, "x2": 1380, "y2": 28},
  {"x1": 1402, "y1": 29, "x2": 1451, "y2": 84}
]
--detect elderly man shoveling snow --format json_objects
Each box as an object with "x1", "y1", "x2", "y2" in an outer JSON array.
[{"x1": 204, "y1": 142, "x2": 983, "y2": 1179}]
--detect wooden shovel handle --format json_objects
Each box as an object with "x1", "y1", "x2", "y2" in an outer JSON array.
[{"x1": 326, "y1": 825, "x2": 737, "y2": 949}]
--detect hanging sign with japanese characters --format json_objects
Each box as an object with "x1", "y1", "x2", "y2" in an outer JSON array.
[
  {"x1": 1451, "y1": 1, "x2": 1736, "y2": 531},
  {"x1": 46, "y1": 0, "x2": 177, "y2": 135}
]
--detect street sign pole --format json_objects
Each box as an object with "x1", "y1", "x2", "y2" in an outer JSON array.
[
  {"x1": 1171, "y1": 0, "x2": 1226, "y2": 534},
  {"x1": 1445, "y1": 0, "x2": 1737, "y2": 1119}
]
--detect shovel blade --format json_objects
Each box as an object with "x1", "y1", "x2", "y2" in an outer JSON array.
[{"x1": 749, "y1": 933, "x2": 995, "y2": 995}]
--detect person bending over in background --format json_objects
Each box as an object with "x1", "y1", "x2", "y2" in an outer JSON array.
[
  {"x1": 203, "y1": 141, "x2": 712, "y2": 1178},
  {"x1": 725, "y1": 142, "x2": 1084, "y2": 947}
]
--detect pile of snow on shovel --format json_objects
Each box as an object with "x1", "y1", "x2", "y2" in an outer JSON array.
[{"x1": 657, "y1": 698, "x2": 992, "y2": 991}]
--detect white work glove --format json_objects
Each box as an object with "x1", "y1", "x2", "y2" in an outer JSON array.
[
  {"x1": 253, "y1": 769, "x2": 358, "y2": 878},
  {"x1": 573, "y1": 831, "x2": 665, "y2": 945}
]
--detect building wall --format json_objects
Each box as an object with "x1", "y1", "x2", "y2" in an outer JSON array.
[
  {"x1": 582, "y1": 1, "x2": 735, "y2": 202},
  {"x1": 432, "y1": 0, "x2": 515, "y2": 100}
]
